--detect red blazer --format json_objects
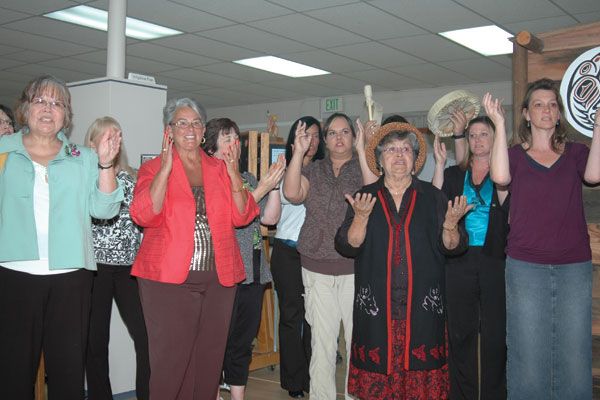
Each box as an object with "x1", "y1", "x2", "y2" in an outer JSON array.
[{"x1": 130, "y1": 149, "x2": 259, "y2": 286}]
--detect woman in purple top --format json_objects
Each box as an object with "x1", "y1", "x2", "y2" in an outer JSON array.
[{"x1": 488, "y1": 78, "x2": 600, "y2": 400}]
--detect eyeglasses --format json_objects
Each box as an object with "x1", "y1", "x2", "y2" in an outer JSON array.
[
  {"x1": 30, "y1": 97, "x2": 65, "y2": 110},
  {"x1": 170, "y1": 119, "x2": 204, "y2": 130},
  {"x1": 326, "y1": 129, "x2": 352, "y2": 138},
  {"x1": 382, "y1": 145, "x2": 412, "y2": 155},
  {"x1": 0, "y1": 118, "x2": 13, "y2": 127}
]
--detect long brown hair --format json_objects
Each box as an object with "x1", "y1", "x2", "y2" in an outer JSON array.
[{"x1": 516, "y1": 78, "x2": 567, "y2": 151}]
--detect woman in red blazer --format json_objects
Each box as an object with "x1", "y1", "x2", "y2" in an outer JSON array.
[{"x1": 130, "y1": 97, "x2": 259, "y2": 400}]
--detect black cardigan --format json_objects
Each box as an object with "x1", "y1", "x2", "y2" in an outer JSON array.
[
  {"x1": 335, "y1": 178, "x2": 468, "y2": 374},
  {"x1": 441, "y1": 166, "x2": 509, "y2": 260}
]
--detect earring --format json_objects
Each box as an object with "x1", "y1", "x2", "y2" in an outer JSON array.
[
  {"x1": 556, "y1": 120, "x2": 560, "y2": 127},
  {"x1": 201, "y1": 137, "x2": 206, "y2": 144},
  {"x1": 527, "y1": 120, "x2": 531, "y2": 128}
]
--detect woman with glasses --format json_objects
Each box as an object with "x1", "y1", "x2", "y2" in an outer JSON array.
[
  {"x1": 335, "y1": 122, "x2": 470, "y2": 400},
  {"x1": 432, "y1": 116, "x2": 509, "y2": 400},
  {"x1": 130, "y1": 98, "x2": 259, "y2": 400},
  {"x1": 0, "y1": 75, "x2": 123, "y2": 400},
  {"x1": 283, "y1": 112, "x2": 373, "y2": 399},
  {"x1": 0, "y1": 104, "x2": 15, "y2": 135}
]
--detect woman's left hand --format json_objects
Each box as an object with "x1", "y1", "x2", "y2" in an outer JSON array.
[
  {"x1": 260, "y1": 154, "x2": 286, "y2": 191},
  {"x1": 345, "y1": 192, "x2": 377, "y2": 220},
  {"x1": 222, "y1": 139, "x2": 241, "y2": 176},
  {"x1": 96, "y1": 126, "x2": 122, "y2": 166},
  {"x1": 443, "y1": 195, "x2": 473, "y2": 228},
  {"x1": 355, "y1": 118, "x2": 378, "y2": 151}
]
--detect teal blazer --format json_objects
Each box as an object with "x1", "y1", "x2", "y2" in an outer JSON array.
[{"x1": 0, "y1": 131, "x2": 124, "y2": 270}]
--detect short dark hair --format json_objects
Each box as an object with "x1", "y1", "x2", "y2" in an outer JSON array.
[
  {"x1": 322, "y1": 112, "x2": 355, "y2": 138},
  {"x1": 202, "y1": 117, "x2": 240, "y2": 156},
  {"x1": 375, "y1": 131, "x2": 419, "y2": 173},
  {"x1": 0, "y1": 104, "x2": 15, "y2": 126},
  {"x1": 382, "y1": 114, "x2": 408, "y2": 125},
  {"x1": 285, "y1": 116, "x2": 325, "y2": 164},
  {"x1": 15, "y1": 75, "x2": 72, "y2": 133}
]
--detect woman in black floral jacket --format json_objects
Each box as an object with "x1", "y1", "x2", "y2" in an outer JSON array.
[{"x1": 85, "y1": 116, "x2": 150, "y2": 400}]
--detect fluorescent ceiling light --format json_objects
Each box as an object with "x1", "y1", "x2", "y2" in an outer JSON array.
[
  {"x1": 439, "y1": 25, "x2": 513, "y2": 56},
  {"x1": 44, "y1": 5, "x2": 182, "y2": 40},
  {"x1": 234, "y1": 56, "x2": 330, "y2": 78}
]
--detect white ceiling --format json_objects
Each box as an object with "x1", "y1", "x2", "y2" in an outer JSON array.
[{"x1": 0, "y1": 0, "x2": 598, "y2": 109}]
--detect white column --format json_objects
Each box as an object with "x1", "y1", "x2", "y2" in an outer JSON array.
[{"x1": 106, "y1": 0, "x2": 126, "y2": 78}]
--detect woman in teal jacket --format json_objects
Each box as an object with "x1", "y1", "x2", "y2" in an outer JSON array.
[{"x1": 0, "y1": 75, "x2": 123, "y2": 400}]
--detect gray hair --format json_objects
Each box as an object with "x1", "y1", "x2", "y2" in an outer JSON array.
[
  {"x1": 375, "y1": 131, "x2": 419, "y2": 172},
  {"x1": 162, "y1": 97, "x2": 206, "y2": 128}
]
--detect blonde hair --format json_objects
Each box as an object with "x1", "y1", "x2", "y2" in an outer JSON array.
[{"x1": 84, "y1": 116, "x2": 136, "y2": 178}]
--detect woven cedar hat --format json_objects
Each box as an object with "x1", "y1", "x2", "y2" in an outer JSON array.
[
  {"x1": 366, "y1": 122, "x2": 428, "y2": 176},
  {"x1": 427, "y1": 90, "x2": 481, "y2": 137}
]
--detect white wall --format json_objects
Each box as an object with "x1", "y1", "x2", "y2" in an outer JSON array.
[{"x1": 68, "y1": 77, "x2": 167, "y2": 395}]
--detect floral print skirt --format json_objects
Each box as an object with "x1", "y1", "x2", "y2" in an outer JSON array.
[{"x1": 348, "y1": 319, "x2": 449, "y2": 400}]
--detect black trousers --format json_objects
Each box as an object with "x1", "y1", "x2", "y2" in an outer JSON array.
[
  {"x1": 270, "y1": 239, "x2": 311, "y2": 392},
  {"x1": 223, "y1": 282, "x2": 266, "y2": 386},
  {"x1": 86, "y1": 264, "x2": 150, "y2": 400},
  {"x1": 0, "y1": 266, "x2": 93, "y2": 400},
  {"x1": 446, "y1": 247, "x2": 507, "y2": 400}
]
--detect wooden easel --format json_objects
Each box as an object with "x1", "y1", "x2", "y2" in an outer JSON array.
[{"x1": 242, "y1": 130, "x2": 284, "y2": 371}]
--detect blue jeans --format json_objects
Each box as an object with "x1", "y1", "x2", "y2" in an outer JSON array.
[{"x1": 506, "y1": 257, "x2": 592, "y2": 400}]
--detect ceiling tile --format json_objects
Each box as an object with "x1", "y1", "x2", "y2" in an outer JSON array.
[
  {"x1": 266, "y1": 0, "x2": 359, "y2": 12},
  {"x1": 0, "y1": 43, "x2": 20, "y2": 55},
  {"x1": 439, "y1": 58, "x2": 512, "y2": 82},
  {"x1": 160, "y1": 68, "x2": 249, "y2": 87},
  {"x1": 328, "y1": 42, "x2": 424, "y2": 68},
  {"x1": 343, "y1": 69, "x2": 428, "y2": 90},
  {"x1": 125, "y1": 0, "x2": 233, "y2": 32},
  {"x1": 6, "y1": 63, "x2": 95, "y2": 83},
  {"x1": 197, "y1": 63, "x2": 282, "y2": 82},
  {"x1": 247, "y1": 14, "x2": 368, "y2": 48},
  {"x1": 0, "y1": 27, "x2": 94, "y2": 56},
  {"x1": 369, "y1": 0, "x2": 490, "y2": 33},
  {"x1": 126, "y1": 56, "x2": 184, "y2": 74},
  {"x1": 261, "y1": 79, "x2": 341, "y2": 97},
  {"x1": 307, "y1": 3, "x2": 425, "y2": 40},
  {"x1": 127, "y1": 43, "x2": 219, "y2": 67},
  {"x1": 199, "y1": 25, "x2": 312, "y2": 54},
  {"x1": 41, "y1": 58, "x2": 107, "y2": 77},
  {"x1": 154, "y1": 34, "x2": 261, "y2": 61},
  {"x1": 302, "y1": 74, "x2": 367, "y2": 93},
  {"x1": 574, "y1": 11, "x2": 600, "y2": 23},
  {"x1": 283, "y1": 50, "x2": 371, "y2": 73},
  {"x1": 234, "y1": 83, "x2": 304, "y2": 100},
  {"x1": 4, "y1": 17, "x2": 111, "y2": 49},
  {"x1": 504, "y1": 15, "x2": 579, "y2": 35},
  {"x1": 453, "y1": 0, "x2": 565, "y2": 24},
  {"x1": 388, "y1": 63, "x2": 475, "y2": 86},
  {"x1": 0, "y1": 0, "x2": 79, "y2": 14},
  {"x1": 2, "y1": 50, "x2": 58, "y2": 63},
  {"x1": 382, "y1": 34, "x2": 480, "y2": 62},
  {"x1": 0, "y1": 6, "x2": 30, "y2": 23},
  {"x1": 0, "y1": 58, "x2": 25, "y2": 70},
  {"x1": 550, "y1": 0, "x2": 600, "y2": 14},
  {"x1": 487, "y1": 54, "x2": 512, "y2": 68},
  {"x1": 192, "y1": 87, "x2": 272, "y2": 106},
  {"x1": 170, "y1": 0, "x2": 293, "y2": 23},
  {"x1": 155, "y1": 75, "x2": 205, "y2": 91}
]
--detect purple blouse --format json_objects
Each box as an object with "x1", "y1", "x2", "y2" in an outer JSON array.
[{"x1": 507, "y1": 142, "x2": 591, "y2": 264}]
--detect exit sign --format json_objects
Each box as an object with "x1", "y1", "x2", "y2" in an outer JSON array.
[{"x1": 322, "y1": 96, "x2": 343, "y2": 113}]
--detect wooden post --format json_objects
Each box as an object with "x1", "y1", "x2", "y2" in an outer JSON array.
[
  {"x1": 35, "y1": 354, "x2": 45, "y2": 400},
  {"x1": 512, "y1": 40, "x2": 528, "y2": 144},
  {"x1": 515, "y1": 31, "x2": 544, "y2": 53}
]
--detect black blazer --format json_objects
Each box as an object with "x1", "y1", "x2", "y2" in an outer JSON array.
[{"x1": 442, "y1": 165, "x2": 510, "y2": 260}]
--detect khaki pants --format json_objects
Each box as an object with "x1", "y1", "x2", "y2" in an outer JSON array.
[{"x1": 302, "y1": 268, "x2": 354, "y2": 400}]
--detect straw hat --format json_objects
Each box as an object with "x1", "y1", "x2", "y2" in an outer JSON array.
[
  {"x1": 366, "y1": 122, "x2": 428, "y2": 176},
  {"x1": 427, "y1": 90, "x2": 480, "y2": 137}
]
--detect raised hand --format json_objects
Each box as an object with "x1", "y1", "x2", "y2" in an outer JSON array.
[
  {"x1": 158, "y1": 130, "x2": 173, "y2": 175},
  {"x1": 355, "y1": 118, "x2": 379, "y2": 151},
  {"x1": 222, "y1": 138, "x2": 241, "y2": 177},
  {"x1": 450, "y1": 110, "x2": 468, "y2": 136},
  {"x1": 443, "y1": 195, "x2": 473, "y2": 228},
  {"x1": 482, "y1": 92, "x2": 505, "y2": 126},
  {"x1": 345, "y1": 192, "x2": 377, "y2": 220},
  {"x1": 260, "y1": 154, "x2": 286, "y2": 192},
  {"x1": 293, "y1": 121, "x2": 311, "y2": 156},
  {"x1": 433, "y1": 134, "x2": 447, "y2": 167},
  {"x1": 96, "y1": 125, "x2": 122, "y2": 166}
]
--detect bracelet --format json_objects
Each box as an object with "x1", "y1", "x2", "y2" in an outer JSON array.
[
  {"x1": 232, "y1": 186, "x2": 246, "y2": 193},
  {"x1": 97, "y1": 162, "x2": 114, "y2": 170},
  {"x1": 271, "y1": 186, "x2": 281, "y2": 192},
  {"x1": 442, "y1": 224, "x2": 457, "y2": 231},
  {"x1": 453, "y1": 133, "x2": 466, "y2": 139}
]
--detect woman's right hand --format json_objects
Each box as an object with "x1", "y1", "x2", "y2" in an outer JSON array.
[
  {"x1": 345, "y1": 192, "x2": 377, "y2": 220},
  {"x1": 159, "y1": 130, "x2": 173, "y2": 175},
  {"x1": 433, "y1": 135, "x2": 447, "y2": 167},
  {"x1": 293, "y1": 121, "x2": 311, "y2": 156},
  {"x1": 482, "y1": 93, "x2": 505, "y2": 126}
]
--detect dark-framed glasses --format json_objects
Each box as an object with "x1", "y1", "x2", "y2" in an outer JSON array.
[{"x1": 170, "y1": 119, "x2": 204, "y2": 130}]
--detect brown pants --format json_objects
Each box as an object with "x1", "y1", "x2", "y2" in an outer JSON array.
[{"x1": 138, "y1": 270, "x2": 236, "y2": 400}]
